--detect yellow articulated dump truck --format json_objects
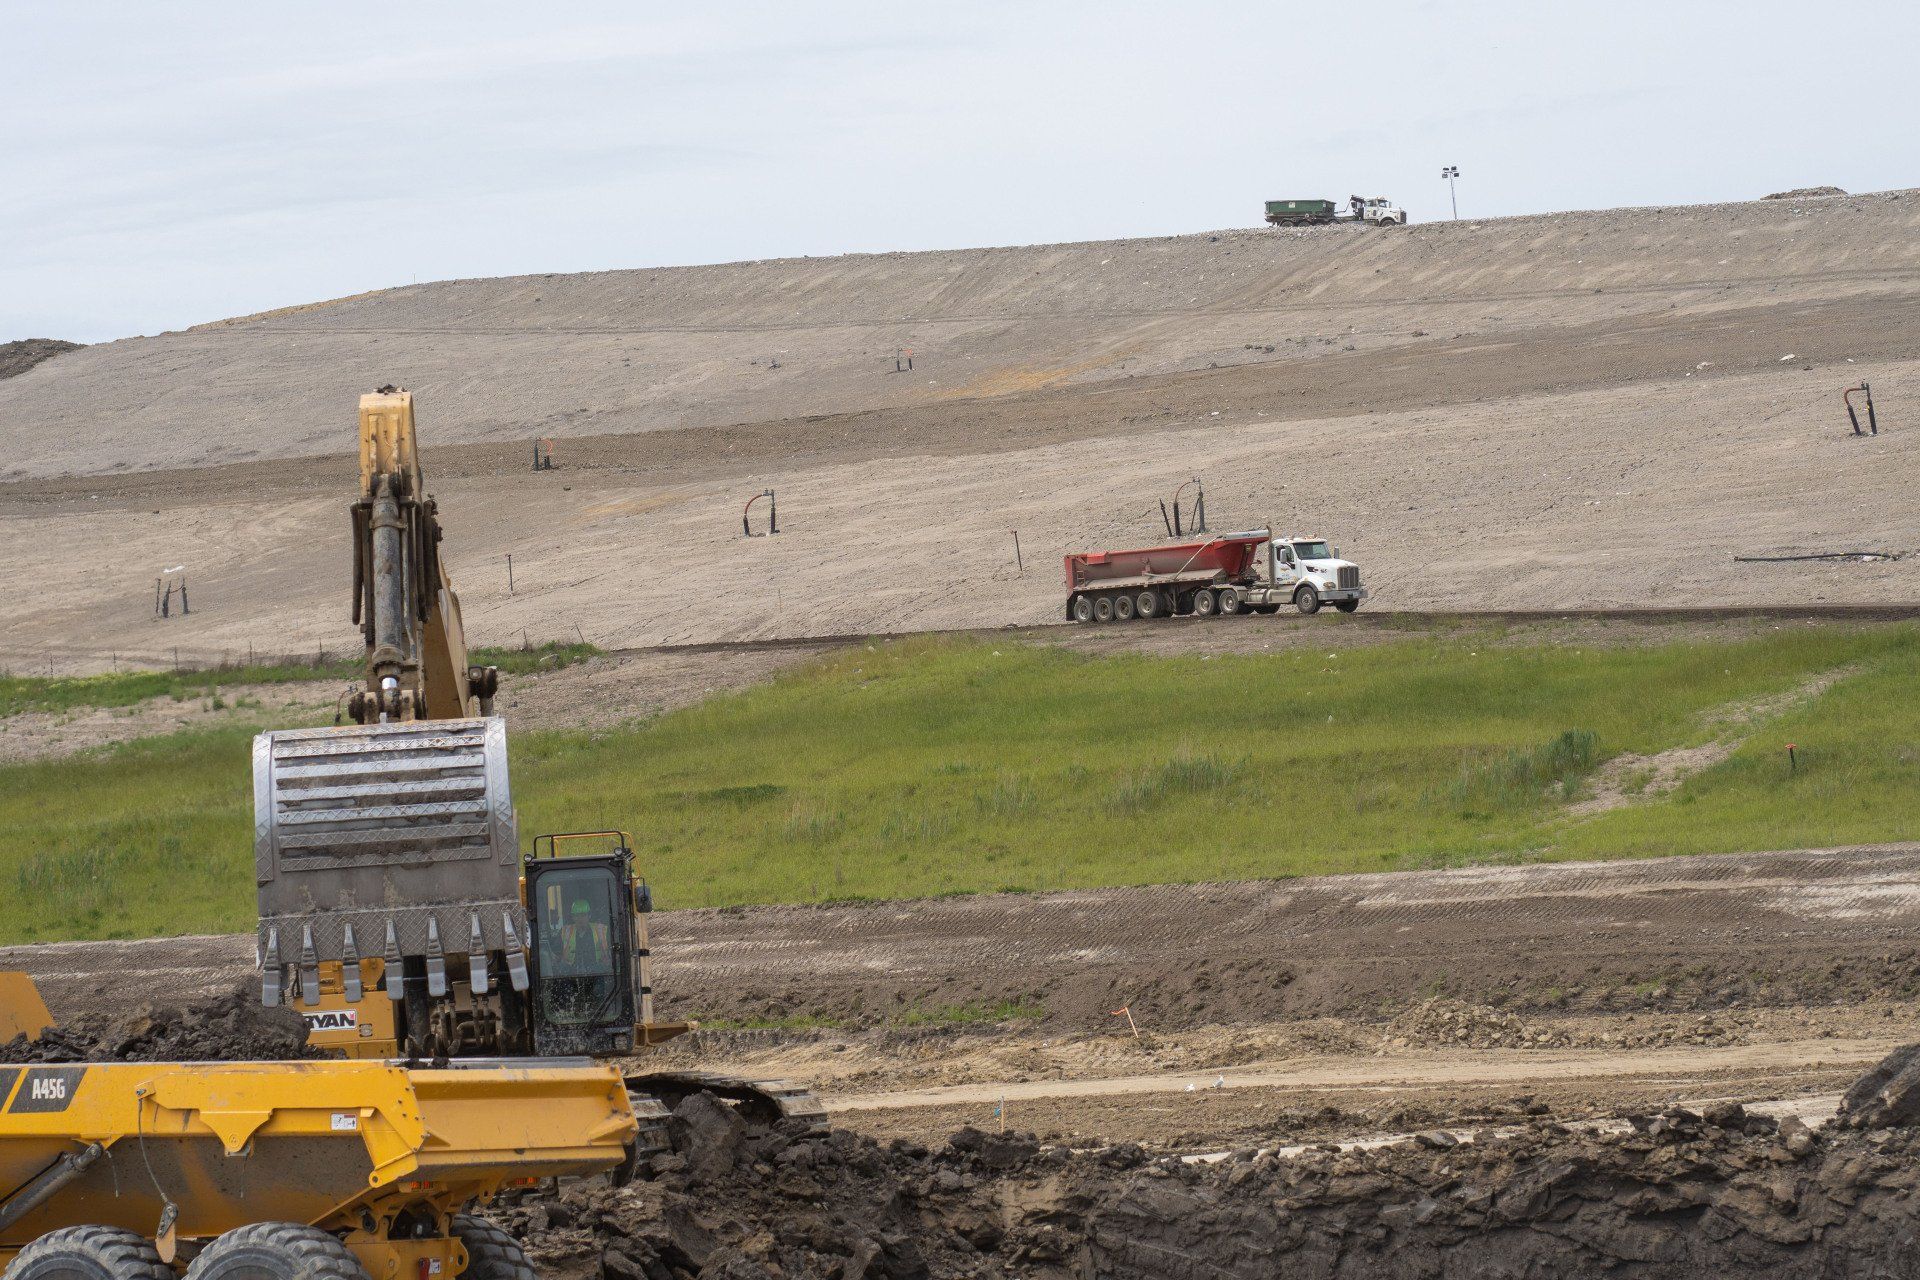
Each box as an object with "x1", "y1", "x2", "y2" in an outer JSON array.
[{"x1": 0, "y1": 1058, "x2": 634, "y2": 1280}]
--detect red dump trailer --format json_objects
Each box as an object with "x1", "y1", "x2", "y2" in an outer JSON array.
[
  {"x1": 1064, "y1": 531, "x2": 1269, "y2": 622},
  {"x1": 1064, "y1": 529, "x2": 1369, "y2": 621}
]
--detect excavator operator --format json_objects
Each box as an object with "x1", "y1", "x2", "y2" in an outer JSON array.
[{"x1": 560, "y1": 898, "x2": 612, "y2": 972}]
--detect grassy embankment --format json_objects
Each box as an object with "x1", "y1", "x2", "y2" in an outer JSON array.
[{"x1": 0, "y1": 627, "x2": 1914, "y2": 945}]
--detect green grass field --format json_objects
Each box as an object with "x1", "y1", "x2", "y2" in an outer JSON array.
[{"x1": 1, "y1": 626, "x2": 1914, "y2": 945}]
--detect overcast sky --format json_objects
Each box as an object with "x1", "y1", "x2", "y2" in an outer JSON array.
[{"x1": 6, "y1": 1, "x2": 1916, "y2": 344}]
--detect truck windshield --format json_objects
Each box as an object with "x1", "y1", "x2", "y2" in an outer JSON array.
[{"x1": 1293, "y1": 542, "x2": 1332, "y2": 561}]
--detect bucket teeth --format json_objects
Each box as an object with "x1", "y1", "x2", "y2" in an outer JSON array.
[
  {"x1": 342, "y1": 924, "x2": 363, "y2": 1003},
  {"x1": 468, "y1": 912, "x2": 489, "y2": 996},
  {"x1": 384, "y1": 920, "x2": 404, "y2": 1000},
  {"x1": 425, "y1": 917, "x2": 448, "y2": 998},
  {"x1": 505, "y1": 912, "x2": 530, "y2": 992},
  {"x1": 299, "y1": 924, "x2": 321, "y2": 1007},
  {"x1": 262, "y1": 927, "x2": 283, "y2": 1007}
]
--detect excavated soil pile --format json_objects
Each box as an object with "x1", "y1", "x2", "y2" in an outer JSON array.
[
  {"x1": 1375, "y1": 998, "x2": 1747, "y2": 1054},
  {"x1": 0, "y1": 339, "x2": 79, "y2": 381},
  {"x1": 501, "y1": 1066, "x2": 1920, "y2": 1280},
  {"x1": 0, "y1": 985, "x2": 313, "y2": 1063}
]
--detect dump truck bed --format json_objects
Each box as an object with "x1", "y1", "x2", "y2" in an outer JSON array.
[
  {"x1": 1064, "y1": 532, "x2": 1268, "y2": 590},
  {"x1": 0, "y1": 1059, "x2": 634, "y2": 1264}
]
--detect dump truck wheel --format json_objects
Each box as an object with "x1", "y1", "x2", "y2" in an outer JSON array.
[
  {"x1": 1071, "y1": 595, "x2": 1093, "y2": 623},
  {"x1": 451, "y1": 1218, "x2": 534, "y2": 1280},
  {"x1": 1092, "y1": 596, "x2": 1115, "y2": 622},
  {"x1": 1113, "y1": 594, "x2": 1136, "y2": 621},
  {"x1": 1294, "y1": 585, "x2": 1321, "y2": 615},
  {"x1": 1135, "y1": 591, "x2": 1159, "y2": 618},
  {"x1": 1217, "y1": 587, "x2": 1242, "y2": 615},
  {"x1": 1191, "y1": 589, "x2": 1217, "y2": 617},
  {"x1": 1335, "y1": 600, "x2": 1360, "y2": 613},
  {"x1": 5, "y1": 1226, "x2": 172, "y2": 1280},
  {"x1": 183, "y1": 1223, "x2": 371, "y2": 1280}
]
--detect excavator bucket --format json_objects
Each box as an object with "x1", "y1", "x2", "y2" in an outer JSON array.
[{"x1": 0, "y1": 973, "x2": 52, "y2": 1042}]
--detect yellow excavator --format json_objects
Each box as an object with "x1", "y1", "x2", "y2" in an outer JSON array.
[{"x1": 253, "y1": 389, "x2": 823, "y2": 1159}]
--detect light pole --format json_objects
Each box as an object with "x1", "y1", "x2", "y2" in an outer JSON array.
[{"x1": 1441, "y1": 165, "x2": 1460, "y2": 220}]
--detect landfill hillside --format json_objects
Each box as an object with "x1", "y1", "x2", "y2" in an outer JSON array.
[
  {"x1": 5, "y1": 190, "x2": 1916, "y2": 481},
  {"x1": 3, "y1": 190, "x2": 1918, "y2": 666}
]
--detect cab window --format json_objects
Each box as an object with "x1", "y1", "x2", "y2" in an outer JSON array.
[{"x1": 538, "y1": 867, "x2": 617, "y2": 978}]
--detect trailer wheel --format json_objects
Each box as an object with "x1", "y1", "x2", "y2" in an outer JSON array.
[
  {"x1": 1293, "y1": 585, "x2": 1321, "y2": 615},
  {"x1": 1191, "y1": 589, "x2": 1218, "y2": 617},
  {"x1": 1092, "y1": 596, "x2": 1115, "y2": 623},
  {"x1": 1071, "y1": 595, "x2": 1093, "y2": 623},
  {"x1": 5, "y1": 1227, "x2": 172, "y2": 1280},
  {"x1": 1113, "y1": 594, "x2": 1136, "y2": 621},
  {"x1": 1217, "y1": 587, "x2": 1242, "y2": 615},
  {"x1": 452, "y1": 1217, "x2": 536, "y2": 1280},
  {"x1": 183, "y1": 1223, "x2": 372, "y2": 1280},
  {"x1": 1334, "y1": 600, "x2": 1360, "y2": 613},
  {"x1": 1135, "y1": 591, "x2": 1160, "y2": 619}
]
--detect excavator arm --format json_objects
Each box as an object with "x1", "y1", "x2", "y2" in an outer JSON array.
[{"x1": 348, "y1": 388, "x2": 497, "y2": 723}]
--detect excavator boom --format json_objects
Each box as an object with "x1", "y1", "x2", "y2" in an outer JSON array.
[{"x1": 349, "y1": 388, "x2": 497, "y2": 724}]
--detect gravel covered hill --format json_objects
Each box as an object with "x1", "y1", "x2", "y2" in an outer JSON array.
[{"x1": 4, "y1": 190, "x2": 1915, "y2": 481}]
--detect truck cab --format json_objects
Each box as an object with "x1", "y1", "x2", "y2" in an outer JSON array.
[
  {"x1": 1267, "y1": 536, "x2": 1366, "y2": 614},
  {"x1": 1357, "y1": 197, "x2": 1406, "y2": 226}
]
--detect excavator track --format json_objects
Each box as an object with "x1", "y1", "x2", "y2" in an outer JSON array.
[{"x1": 626, "y1": 1070, "x2": 831, "y2": 1132}]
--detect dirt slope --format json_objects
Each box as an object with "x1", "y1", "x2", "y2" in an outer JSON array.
[
  {"x1": 5, "y1": 191, "x2": 1915, "y2": 481},
  {"x1": 3, "y1": 192, "x2": 1917, "y2": 668},
  {"x1": 10, "y1": 844, "x2": 1916, "y2": 1035}
]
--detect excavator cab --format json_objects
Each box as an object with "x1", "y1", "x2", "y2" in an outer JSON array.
[{"x1": 524, "y1": 833, "x2": 651, "y2": 1056}]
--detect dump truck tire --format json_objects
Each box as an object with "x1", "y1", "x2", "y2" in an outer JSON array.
[
  {"x1": 4, "y1": 1226, "x2": 172, "y2": 1280},
  {"x1": 1335, "y1": 599, "x2": 1360, "y2": 613},
  {"x1": 183, "y1": 1223, "x2": 371, "y2": 1280},
  {"x1": 1113, "y1": 593, "x2": 1135, "y2": 621},
  {"x1": 1071, "y1": 595, "x2": 1093, "y2": 623},
  {"x1": 452, "y1": 1217, "x2": 534, "y2": 1280},
  {"x1": 1294, "y1": 585, "x2": 1321, "y2": 615},
  {"x1": 1192, "y1": 589, "x2": 1217, "y2": 617}
]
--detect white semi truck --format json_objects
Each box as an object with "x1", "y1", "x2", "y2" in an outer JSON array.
[{"x1": 1064, "y1": 529, "x2": 1366, "y2": 621}]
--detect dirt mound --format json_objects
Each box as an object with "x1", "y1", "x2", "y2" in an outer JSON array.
[
  {"x1": 1379, "y1": 997, "x2": 1572, "y2": 1050},
  {"x1": 1837, "y1": 1041, "x2": 1920, "y2": 1128},
  {"x1": 0, "y1": 339, "x2": 79, "y2": 381},
  {"x1": 0, "y1": 985, "x2": 313, "y2": 1062},
  {"x1": 496, "y1": 1086, "x2": 1920, "y2": 1280},
  {"x1": 1765, "y1": 186, "x2": 1847, "y2": 199}
]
